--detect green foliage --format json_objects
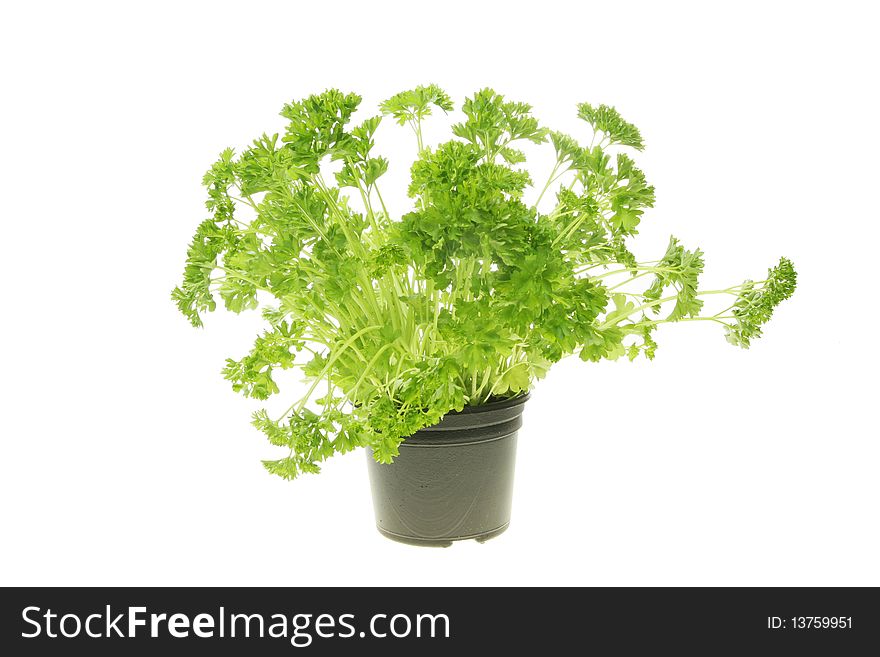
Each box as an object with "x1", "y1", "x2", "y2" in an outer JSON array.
[
  {"x1": 380, "y1": 84, "x2": 453, "y2": 126},
  {"x1": 280, "y1": 89, "x2": 362, "y2": 175},
  {"x1": 577, "y1": 102, "x2": 645, "y2": 150},
  {"x1": 725, "y1": 257, "x2": 798, "y2": 347},
  {"x1": 452, "y1": 88, "x2": 548, "y2": 160},
  {"x1": 173, "y1": 86, "x2": 797, "y2": 479},
  {"x1": 223, "y1": 322, "x2": 304, "y2": 399},
  {"x1": 644, "y1": 236, "x2": 705, "y2": 321}
]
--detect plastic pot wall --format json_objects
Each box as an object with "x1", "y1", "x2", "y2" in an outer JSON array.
[{"x1": 366, "y1": 394, "x2": 529, "y2": 547}]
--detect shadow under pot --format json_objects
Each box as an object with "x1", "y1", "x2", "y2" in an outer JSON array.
[{"x1": 366, "y1": 393, "x2": 529, "y2": 547}]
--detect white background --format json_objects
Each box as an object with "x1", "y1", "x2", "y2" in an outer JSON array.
[{"x1": 2, "y1": 1, "x2": 878, "y2": 586}]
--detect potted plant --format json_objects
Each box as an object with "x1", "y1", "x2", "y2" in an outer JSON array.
[{"x1": 173, "y1": 86, "x2": 796, "y2": 546}]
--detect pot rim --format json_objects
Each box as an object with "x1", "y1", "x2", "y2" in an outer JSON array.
[{"x1": 446, "y1": 391, "x2": 531, "y2": 416}]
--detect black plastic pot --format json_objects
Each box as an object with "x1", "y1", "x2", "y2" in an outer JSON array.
[{"x1": 366, "y1": 393, "x2": 529, "y2": 547}]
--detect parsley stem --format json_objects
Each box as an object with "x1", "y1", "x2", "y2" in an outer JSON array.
[{"x1": 534, "y1": 160, "x2": 562, "y2": 208}]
